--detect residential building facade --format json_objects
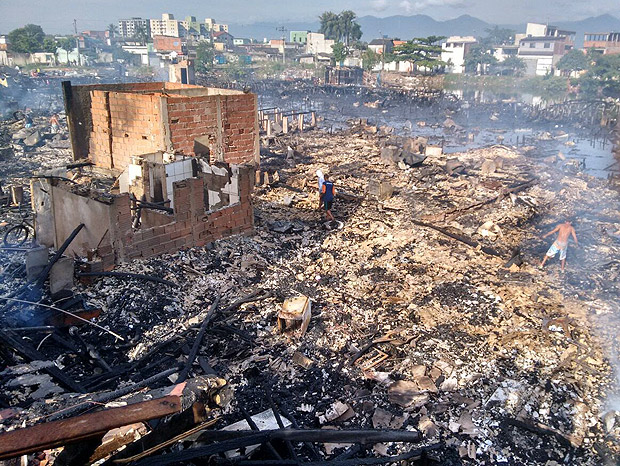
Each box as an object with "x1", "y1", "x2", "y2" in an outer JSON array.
[
  {"x1": 290, "y1": 31, "x2": 309, "y2": 45},
  {"x1": 205, "y1": 18, "x2": 228, "y2": 33},
  {"x1": 368, "y1": 38, "x2": 394, "y2": 55},
  {"x1": 584, "y1": 32, "x2": 620, "y2": 55},
  {"x1": 118, "y1": 18, "x2": 150, "y2": 38},
  {"x1": 517, "y1": 23, "x2": 575, "y2": 76},
  {"x1": 150, "y1": 13, "x2": 183, "y2": 38},
  {"x1": 441, "y1": 36, "x2": 477, "y2": 73},
  {"x1": 306, "y1": 33, "x2": 335, "y2": 55},
  {"x1": 213, "y1": 31, "x2": 234, "y2": 51}
]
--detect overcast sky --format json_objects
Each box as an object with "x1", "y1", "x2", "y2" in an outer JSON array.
[{"x1": 0, "y1": 0, "x2": 617, "y2": 34}]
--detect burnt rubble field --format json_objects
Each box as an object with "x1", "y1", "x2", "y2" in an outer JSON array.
[{"x1": 1, "y1": 78, "x2": 620, "y2": 465}]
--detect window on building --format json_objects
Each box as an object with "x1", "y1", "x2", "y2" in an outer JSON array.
[
  {"x1": 529, "y1": 43, "x2": 535, "y2": 48},
  {"x1": 544, "y1": 42, "x2": 551, "y2": 48}
]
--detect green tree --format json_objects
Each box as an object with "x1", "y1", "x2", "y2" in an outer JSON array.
[
  {"x1": 8, "y1": 24, "x2": 46, "y2": 53},
  {"x1": 557, "y1": 49, "x2": 589, "y2": 74},
  {"x1": 57, "y1": 37, "x2": 75, "y2": 63},
  {"x1": 483, "y1": 26, "x2": 515, "y2": 46},
  {"x1": 42, "y1": 37, "x2": 58, "y2": 53},
  {"x1": 579, "y1": 53, "x2": 620, "y2": 99},
  {"x1": 361, "y1": 47, "x2": 379, "y2": 70},
  {"x1": 464, "y1": 44, "x2": 498, "y2": 74},
  {"x1": 133, "y1": 24, "x2": 148, "y2": 45},
  {"x1": 498, "y1": 56, "x2": 526, "y2": 76},
  {"x1": 331, "y1": 42, "x2": 348, "y2": 65},
  {"x1": 389, "y1": 36, "x2": 446, "y2": 74},
  {"x1": 195, "y1": 41, "x2": 214, "y2": 73},
  {"x1": 107, "y1": 23, "x2": 118, "y2": 38},
  {"x1": 319, "y1": 10, "x2": 362, "y2": 45}
]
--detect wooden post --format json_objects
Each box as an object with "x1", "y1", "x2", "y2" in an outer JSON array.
[
  {"x1": 298, "y1": 114, "x2": 304, "y2": 132},
  {"x1": 282, "y1": 116, "x2": 288, "y2": 133},
  {"x1": 311, "y1": 111, "x2": 316, "y2": 127}
]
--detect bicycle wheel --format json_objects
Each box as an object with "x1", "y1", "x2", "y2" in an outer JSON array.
[{"x1": 3, "y1": 225, "x2": 29, "y2": 246}]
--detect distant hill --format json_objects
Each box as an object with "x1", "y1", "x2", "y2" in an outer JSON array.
[
  {"x1": 357, "y1": 14, "x2": 489, "y2": 41},
  {"x1": 227, "y1": 21, "x2": 319, "y2": 42},
  {"x1": 229, "y1": 13, "x2": 620, "y2": 47}
]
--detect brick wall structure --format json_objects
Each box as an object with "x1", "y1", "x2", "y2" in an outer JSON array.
[
  {"x1": 62, "y1": 81, "x2": 260, "y2": 171},
  {"x1": 34, "y1": 167, "x2": 254, "y2": 269}
]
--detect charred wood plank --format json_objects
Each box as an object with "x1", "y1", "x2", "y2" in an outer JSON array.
[
  {"x1": 48, "y1": 367, "x2": 179, "y2": 421},
  {"x1": 0, "y1": 329, "x2": 85, "y2": 393},
  {"x1": 412, "y1": 219, "x2": 503, "y2": 257},
  {"x1": 0, "y1": 396, "x2": 182, "y2": 460},
  {"x1": 103, "y1": 402, "x2": 210, "y2": 465},
  {"x1": 233, "y1": 444, "x2": 440, "y2": 464},
  {"x1": 76, "y1": 272, "x2": 177, "y2": 287},
  {"x1": 178, "y1": 293, "x2": 222, "y2": 383},
  {"x1": 136, "y1": 429, "x2": 422, "y2": 466}
]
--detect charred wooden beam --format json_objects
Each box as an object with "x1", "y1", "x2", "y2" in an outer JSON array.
[
  {"x1": 0, "y1": 329, "x2": 85, "y2": 393},
  {"x1": 178, "y1": 293, "x2": 221, "y2": 383},
  {"x1": 103, "y1": 402, "x2": 209, "y2": 465},
  {"x1": 76, "y1": 272, "x2": 177, "y2": 287},
  {"x1": 412, "y1": 219, "x2": 503, "y2": 257},
  {"x1": 48, "y1": 367, "x2": 179, "y2": 421},
  {"x1": 136, "y1": 429, "x2": 422, "y2": 466},
  {"x1": 0, "y1": 396, "x2": 182, "y2": 460}
]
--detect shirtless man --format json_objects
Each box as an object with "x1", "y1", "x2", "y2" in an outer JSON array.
[{"x1": 540, "y1": 220, "x2": 578, "y2": 271}]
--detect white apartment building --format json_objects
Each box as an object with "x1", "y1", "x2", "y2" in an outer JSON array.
[{"x1": 441, "y1": 36, "x2": 477, "y2": 73}]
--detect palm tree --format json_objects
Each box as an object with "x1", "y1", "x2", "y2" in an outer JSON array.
[
  {"x1": 133, "y1": 24, "x2": 148, "y2": 45},
  {"x1": 319, "y1": 12, "x2": 338, "y2": 40},
  {"x1": 107, "y1": 23, "x2": 118, "y2": 38}
]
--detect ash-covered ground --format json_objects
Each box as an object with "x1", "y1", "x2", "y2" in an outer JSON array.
[{"x1": 0, "y1": 77, "x2": 619, "y2": 465}]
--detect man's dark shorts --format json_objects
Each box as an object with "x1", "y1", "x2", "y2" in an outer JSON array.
[{"x1": 324, "y1": 200, "x2": 333, "y2": 211}]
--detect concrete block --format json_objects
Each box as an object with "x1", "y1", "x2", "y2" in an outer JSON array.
[
  {"x1": 380, "y1": 146, "x2": 400, "y2": 164},
  {"x1": 26, "y1": 245, "x2": 49, "y2": 281},
  {"x1": 367, "y1": 180, "x2": 394, "y2": 200},
  {"x1": 425, "y1": 145, "x2": 443, "y2": 157},
  {"x1": 49, "y1": 257, "x2": 75, "y2": 297}
]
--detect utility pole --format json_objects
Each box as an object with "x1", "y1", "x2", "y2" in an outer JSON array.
[
  {"x1": 73, "y1": 19, "x2": 81, "y2": 67},
  {"x1": 276, "y1": 26, "x2": 287, "y2": 64}
]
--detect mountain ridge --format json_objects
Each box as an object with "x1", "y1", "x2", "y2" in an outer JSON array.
[{"x1": 227, "y1": 14, "x2": 620, "y2": 48}]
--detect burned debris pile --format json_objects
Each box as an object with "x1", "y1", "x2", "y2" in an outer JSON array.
[{"x1": 0, "y1": 77, "x2": 619, "y2": 465}]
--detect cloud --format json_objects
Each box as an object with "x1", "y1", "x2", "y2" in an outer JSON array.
[
  {"x1": 371, "y1": 0, "x2": 390, "y2": 12},
  {"x1": 399, "y1": 0, "x2": 413, "y2": 13},
  {"x1": 400, "y1": 0, "x2": 468, "y2": 13}
]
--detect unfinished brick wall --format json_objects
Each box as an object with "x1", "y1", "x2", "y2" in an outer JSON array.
[
  {"x1": 166, "y1": 92, "x2": 258, "y2": 165},
  {"x1": 89, "y1": 91, "x2": 165, "y2": 169},
  {"x1": 63, "y1": 81, "x2": 259, "y2": 171}
]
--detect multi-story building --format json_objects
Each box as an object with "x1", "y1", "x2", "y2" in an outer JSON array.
[
  {"x1": 584, "y1": 32, "x2": 620, "y2": 55},
  {"x1": 205, "y1": 18, "x2": 228, "y2": 33},
  {"x1": 517, "y1": 23, "x2": 575, "y2": 76},
  {"x1": 213, "y1": 31, "x2": 234, "y2": 51},
  {"x1": 182, "y1": 16, "x2": 209, "y2": 38},
  {"x1": 118, "y1": 18, "x2": 150, "y2": 38},
  {"x1": 150, "y1": 13, "x2": 184, "y2": 38},
  {"x1": 290, "y1": 31, "x2": 309, "y2": 45},
  {"x1": 306, "y1": 33, "x2": 335, "y2": 55},
  {"x1": 441, "y1": 36, "x2": 477, "y2": 74}
]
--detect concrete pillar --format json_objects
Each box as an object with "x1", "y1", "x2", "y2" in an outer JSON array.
[
  {"x1": 49, "y1": 257, "x2": 75, "y2": 297},
  {"x1": 26, "y1": 245, "x2": 48, "y2": 281},
  {"x1": 282, "y1": 116, "x2": 289, "y2": 133},
  {"x1": 311, "y1": 112, "x2": 316, "y2": 127},
  {"x1": 298, "y1": 114, "x2": 304, "y2": 132}
]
